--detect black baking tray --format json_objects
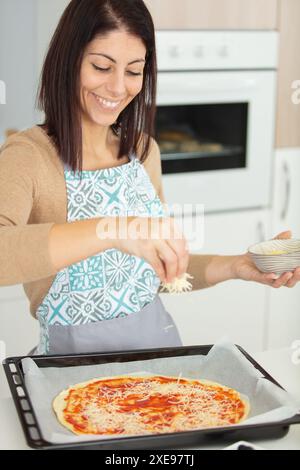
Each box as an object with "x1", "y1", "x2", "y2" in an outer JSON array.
[{"x1": 2, "y1": 344, "x2": 300, "y2": 450}]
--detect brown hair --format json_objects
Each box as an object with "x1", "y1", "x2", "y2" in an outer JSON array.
[{"x1": 37, "y1": 0, "x2": 157, "y2": 172}]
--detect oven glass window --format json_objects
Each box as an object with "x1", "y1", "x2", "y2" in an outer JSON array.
[{"x1": 155, "y1": 103, "x2": 248, "y2": 174}]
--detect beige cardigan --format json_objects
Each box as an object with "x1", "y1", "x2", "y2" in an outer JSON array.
[{"x1": 0, "y1": 126, "x2": 212, "y2": 318}]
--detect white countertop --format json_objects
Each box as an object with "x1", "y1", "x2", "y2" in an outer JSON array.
[{"x1": 0, "y1": 348, "x2": 299, "y2": 450}]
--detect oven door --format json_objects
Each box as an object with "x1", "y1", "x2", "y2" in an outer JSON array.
[{"x1": 156, "y1": 70, "x2": 276, "y2": 212}]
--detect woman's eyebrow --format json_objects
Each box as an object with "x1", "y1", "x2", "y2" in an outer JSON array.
[{"x1": 88, "y1": 52, "x2": 145, "y2": 65}]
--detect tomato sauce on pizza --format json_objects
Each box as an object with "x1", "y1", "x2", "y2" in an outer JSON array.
[{"x1": 53, "y1": 375, "x2": 249, "y2": 436}]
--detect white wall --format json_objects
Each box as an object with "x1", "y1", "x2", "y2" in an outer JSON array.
[
  {"x1": 36, "y1": 0, "x2": 70, "y2": 75},
  {"x1": 0, "y1": 0, "x2": 70, "y2": 140},
  {"x1": 0, "y1": 0, "x2": 37, "y2": 141},
  {"x1": 35, "y1": 0, "x2": 70, "y2": 123}
]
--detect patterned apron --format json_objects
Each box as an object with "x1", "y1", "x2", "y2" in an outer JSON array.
[{"x1": 35, "y1": 155, "x2": 182, "y2": 355}]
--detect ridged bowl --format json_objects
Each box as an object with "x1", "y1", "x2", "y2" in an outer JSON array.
[{"x1": 248, "y1": 239, "x2": 300, "y2": 274}]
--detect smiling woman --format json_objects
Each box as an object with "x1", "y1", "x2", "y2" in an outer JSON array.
[
  {"x1": 0, "y1": 0, "x2": 298, "y2": 358},
  {"x1": 37, "y1": 0, "x2": 157, "y2": 173},
  {"x1": 0, "y1": 0, "x2": 192, "y2": 356}
]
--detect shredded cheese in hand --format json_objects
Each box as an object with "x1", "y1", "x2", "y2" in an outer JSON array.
[{"x1": 160, "y1": 273, "x2": 193, "y2": 293}]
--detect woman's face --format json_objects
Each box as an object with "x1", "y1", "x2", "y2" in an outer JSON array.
[{"x1": 80, "y1": 29, "x2": 146, "y2": 127}]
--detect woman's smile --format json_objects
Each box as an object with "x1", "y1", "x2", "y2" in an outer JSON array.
[{"x1": 90, "y1": 91, "x2": 123, "y2": 112}]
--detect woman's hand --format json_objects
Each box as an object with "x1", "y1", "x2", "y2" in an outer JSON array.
[
  {"x1": 232, "y1": 230, "x2": 300, "y2": 288},
  {"x1": 97, "y1": 216, "x2": 189, "y2": 284}
]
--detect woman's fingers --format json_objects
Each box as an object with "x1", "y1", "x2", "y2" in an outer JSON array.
[
  {"x1": 265, "y1": 270, "x2": 300, "y2": 288},
  {"x1": 273, "y1": 230, "x2": 292, "y2": 240},
  {"x1": 156, "y1": 241, "x2": 179, "y2": 283},
  {"x1": 260, "y1": 268, "x2": 300, "y2": 288},
  {"x1": 116, "y1": 216, "x2": 189, "y2": 283},
  {"x1": 153, "y1": 218, "x2": 189, "y2": 282},
  {"x1": 166, "y1": 237, "x2": 189, "y2": 278},
  {"x1": 147, "y1": 248, "x2": 168, "y2": 283},
  {"x1": 271, "y1": 271, "x2": 293, "y2": 288},
  {"x1": 285, "y1": 267, "x2": 300, "y2": 288},
  {"x1": 167, "y1": 218, "x2": 190, "y2": 278},
  {"x1": 151, "y1": 217, "x2": 189, "y2": 281},
  {"x1": 142, "y1": 239, "x2": 187, "y2": 284}
]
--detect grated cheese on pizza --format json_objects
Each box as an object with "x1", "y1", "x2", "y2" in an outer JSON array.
[
  {"x1": 53, "y1": 375, "x2": 249, "y2": 436},
  {"x1": 160, "y1": 273, "x2": 193, "y2": 293}
]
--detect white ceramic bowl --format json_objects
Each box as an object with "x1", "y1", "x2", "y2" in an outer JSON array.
[{"x1": 248, "y1": 239, "x2": 300, "y2": 274}]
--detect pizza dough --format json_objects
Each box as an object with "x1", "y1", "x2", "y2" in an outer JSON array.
[{"x1": 53, "y1": 374, "x2": 249, "y2": 436}]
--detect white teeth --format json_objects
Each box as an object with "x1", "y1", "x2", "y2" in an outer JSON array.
[{"x1": 93, "y1": 93, "x2": 120, "y2": 109}]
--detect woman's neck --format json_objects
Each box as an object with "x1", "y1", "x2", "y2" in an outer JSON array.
[
  {"x1": 82, "y1": 120, "x2": 110, "y2": 157},
  {"x1": 81, "y1": 121, "x2": 126, "y2": 170}
]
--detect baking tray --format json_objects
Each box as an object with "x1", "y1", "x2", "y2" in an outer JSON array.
[{"x1": 2, "y1": 344, "x2": 300, "y2": 450}]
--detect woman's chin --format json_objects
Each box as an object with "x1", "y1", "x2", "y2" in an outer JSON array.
[{"x1": 86, "y1": 112, "x2": 119, "y2": 128}]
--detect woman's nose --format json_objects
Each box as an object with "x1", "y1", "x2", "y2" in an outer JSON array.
[{"x1": 106, "y1": 71, "x2": 126, "y2": 97}]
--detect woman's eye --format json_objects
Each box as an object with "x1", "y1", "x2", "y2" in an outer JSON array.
[
  {"x1": 127, "y1": 71, "x2": 143, "y2": 77},
  {"x1": 92, "y1": 64, "x2": 110, "y2": 72},
  {"x1": 92, "y1": 64, "x2": 142, "y2": 76}
]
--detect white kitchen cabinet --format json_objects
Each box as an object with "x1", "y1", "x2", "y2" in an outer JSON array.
[
  {"x1": 275, "y1": 0, "x2": 300, "y2": 148},
  {"x1": 267, "y1": 149, "x2": 300, "y2": 349},
  {"x1": 0, "y1": 285, "x2": 39, "y2": 398},
  {"x1": 145, "y1": 0, "x2": 278, "y2": 30},
  {"x1": 161, "y1": 209, "x2": 271, "y2": 354},
  {"x1": 0, "y1": 286, "x2": 39, "y2": 356}
]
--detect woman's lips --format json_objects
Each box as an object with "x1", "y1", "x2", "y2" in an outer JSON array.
[{"x1": 91, "y1": 92, "x2": 122, "y2": 111}]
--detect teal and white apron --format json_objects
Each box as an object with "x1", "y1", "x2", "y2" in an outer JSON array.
[{"x1": 35, "y1": 154, "x2": 182, "y2": 355}]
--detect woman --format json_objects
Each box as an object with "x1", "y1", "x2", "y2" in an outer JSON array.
[{"x1": 0, "y1": 0, "x2": 299, "y2": 355}]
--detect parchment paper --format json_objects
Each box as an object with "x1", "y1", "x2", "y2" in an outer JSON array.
[{"x1": 21, "y1": 339, "x2": 300, "y2": 445}]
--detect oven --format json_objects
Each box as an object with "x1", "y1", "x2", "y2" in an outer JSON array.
[{"x1": 155, "y1": 31, "x2": 278, "y2": 213}]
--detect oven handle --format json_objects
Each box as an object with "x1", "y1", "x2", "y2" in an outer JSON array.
[
  {"x1": 256, "y1": 221, "x2": 265, "y2": 243},
  {"x1": 158, "y1": 77, "x2": 257, "y2": 93},
  {"x1": 280, "y1": 161, "x2": 291, "y2": 221}
]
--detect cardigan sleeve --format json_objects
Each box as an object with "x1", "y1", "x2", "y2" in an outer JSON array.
[{"x1": 0, "y1": 139, "x2": 57, "y2": 285}]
